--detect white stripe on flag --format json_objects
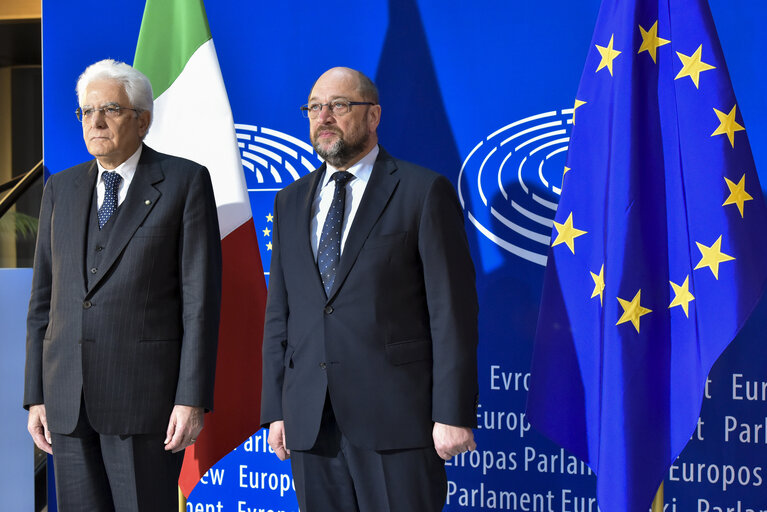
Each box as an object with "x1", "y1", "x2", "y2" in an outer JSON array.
[{"x1": 145, "y1": 39, "x2": 251, "y2": 238}]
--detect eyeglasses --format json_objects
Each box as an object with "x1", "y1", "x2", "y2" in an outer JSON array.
[
  {"x1": 75, "y1": 105, "x2": 140, "y2": 123},
  {"x1": 300, "y1": 100, "x2": 375, "y2": 119}
]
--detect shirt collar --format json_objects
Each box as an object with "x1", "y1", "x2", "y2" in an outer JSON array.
[
  {"x1": 321, "y1": 145, "x2": 379, "y2": 188},
  {"x1": 97, "y1": 144, "x2": 143, "y2": 183}
]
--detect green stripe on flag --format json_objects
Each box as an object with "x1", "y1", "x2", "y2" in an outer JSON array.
[{"x1": 134, "y1": 0, "x2": 212, "y2": 98}]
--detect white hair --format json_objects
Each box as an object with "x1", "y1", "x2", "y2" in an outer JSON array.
[{"x1": 76, "y1": 59, "x2": 154, "y2": 119}]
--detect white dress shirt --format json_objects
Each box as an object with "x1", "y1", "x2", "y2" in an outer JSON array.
[
  {"x1": 95, "y1": 144, "x2": 142, "y2": 208},
  {"x1": 311, "y1": 145, "x2": 379, "y2": 260}
]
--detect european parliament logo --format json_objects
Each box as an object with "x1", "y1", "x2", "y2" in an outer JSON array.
[
  {"x1": 458, "y1": 108, "x2": 574, "y2": 266},
  {"x1": 235, "y1": 124, "x2": 322, "y2": 269},
  {"x1": 235, "y1": 124, "x2": 321, "y2": 191}
]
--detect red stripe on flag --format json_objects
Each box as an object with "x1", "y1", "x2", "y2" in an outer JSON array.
[{"x1": 179, "y1": 218, "x2": 266, "y2": 497}]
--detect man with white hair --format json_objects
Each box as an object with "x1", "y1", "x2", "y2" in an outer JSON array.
[{"x1": 24, "y1": 59, "x2": 222, "y2": 511}]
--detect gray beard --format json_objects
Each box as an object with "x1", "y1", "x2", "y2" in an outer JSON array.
[{"x1": 314, "y1": 135, "x2": 369, "y2": 169}]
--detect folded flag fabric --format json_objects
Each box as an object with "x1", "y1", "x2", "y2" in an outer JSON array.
[{"x1": 526, "y1": 1, "x2": 767, "y2": 511}]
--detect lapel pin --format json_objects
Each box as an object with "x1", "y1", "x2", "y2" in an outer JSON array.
[{"x1": 145, "y1": 200, "x2": 152, "y2": 205}]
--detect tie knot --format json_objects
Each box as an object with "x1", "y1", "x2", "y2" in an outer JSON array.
[
  {"x1": 331, "y1": 171, "x2": 354, "y2": 188},
  {"x1": 103, "y1": 171, "x2": 122, "y2": 190}
]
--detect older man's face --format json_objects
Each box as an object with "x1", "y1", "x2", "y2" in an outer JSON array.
[
  {"x1": 81, "y1": 79, "x2": 150, "y2": 169},
  {"x1": 309, "y1": 69, "x2": 380, "y2": 170}
]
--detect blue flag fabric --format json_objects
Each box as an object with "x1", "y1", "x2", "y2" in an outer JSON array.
[{"x1": 526, "y1": 1, "x2": 767, "y2": 511}]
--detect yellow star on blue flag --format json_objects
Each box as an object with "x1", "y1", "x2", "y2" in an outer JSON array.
[{"x1": 527, "y1": 3, "x2": 767, "y2": 512}]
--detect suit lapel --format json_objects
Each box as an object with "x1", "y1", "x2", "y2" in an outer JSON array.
[
  {"x1": 71, "y1": 161, "x2": 98, "y2": 293},
  {"x1": 327, "y1": 149, "x2": 399, "y2": 302},
  {"x1": 86, "y1": 147, "x2": 163, "y2": 294},
  {"x1": 298, "y1": 165, "x2": 328, "y2": 301}
]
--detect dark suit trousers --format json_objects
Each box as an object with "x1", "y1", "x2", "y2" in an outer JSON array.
[
  {"x1": 290, "y1": 396, "x2": 447, "y2": 512},
  {"x1": 50, "y1": 400, "x2": 183, "y2": 512}
]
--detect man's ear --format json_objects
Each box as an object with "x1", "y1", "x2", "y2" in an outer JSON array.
[
  {"x1": 368, "y1": 104, "x2": 381, "y2": 131},
  {"x1": 138, "y1": 110, "x2": 152, "y2": 138}
]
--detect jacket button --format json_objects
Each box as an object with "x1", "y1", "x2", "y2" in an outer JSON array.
[
  {"x1": 83, "y1": 301, "x2": 92, "y2": 309},
  {"x1": 324, "y1": 306, "x2": 334, "y2": 314},
  {"x1": 95, "y1": 246, "x2": 104, "y2": 252},
  {"x1": 319, "y1": 362, "x2": 327, "y2": 369}
]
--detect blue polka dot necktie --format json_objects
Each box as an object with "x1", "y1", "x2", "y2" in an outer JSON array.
[
  {"x1": 98, "y1": 171, "x2": 122, "y2": 229},
  {"x1": 317, "y1": 171, "x2": 354, "y2": 297}
]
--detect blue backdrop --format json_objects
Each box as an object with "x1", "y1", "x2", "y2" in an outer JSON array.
[
  {"x1": 1, "y1": 269, "x2": 34, "y2": 511},
  {"x1": 41, "y1": 1, "x2": 767, "y2": 510}
]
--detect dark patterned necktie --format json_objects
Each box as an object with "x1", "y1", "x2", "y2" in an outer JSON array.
[
  {"x1": 98, "y1": 171, "x2": 122, "y2": 229},
  {"x1": 317, "y1": 171, "x2": 354, "y2": 297}
]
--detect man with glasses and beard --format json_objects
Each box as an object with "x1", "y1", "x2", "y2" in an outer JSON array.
[{"x1": 261, "y1": 67, "x2": 479, "y2": 511}]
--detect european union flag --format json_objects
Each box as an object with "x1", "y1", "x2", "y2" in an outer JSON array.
[{"x1": 526, "y1": 1, "x2": 767, "y2": 511}]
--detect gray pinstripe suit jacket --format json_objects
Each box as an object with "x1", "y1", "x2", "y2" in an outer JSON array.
[{"x1": 24, "y1": 145, "x2": 222, "y2": 435}]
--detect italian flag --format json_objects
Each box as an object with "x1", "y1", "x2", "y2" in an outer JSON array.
[{"x1": 133, "y1": 0, "x2": 265, "y2": 498}]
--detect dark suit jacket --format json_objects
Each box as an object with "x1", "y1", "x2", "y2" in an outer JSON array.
[
  {"x1": 24, "y1": 145, "x2": 222, "y2": 436},
  {"x1": 260, "y1": 147, "x2": 478, "y2": 451}
]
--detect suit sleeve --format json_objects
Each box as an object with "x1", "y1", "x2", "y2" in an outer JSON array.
[
  {"x1": 174, "y1": 166, "x2": 222, "y2": 410},
  {"x1": 24, "y1": 176, "x2": 55, "y2": 408},
  {"x1": 260, "y1": 193, "x2": 288, "y2": 427},
  {"x1": 418, "y1": 175, "x2": 479, "y2": 428}
]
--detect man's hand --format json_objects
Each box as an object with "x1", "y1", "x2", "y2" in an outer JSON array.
[
  {"x1": 433, "y1": 422, "x2": 476, "y2": 461},
  {"x1": 164, "y1": 405, "x2": 204, "y2": 453},
  {"x1": 267, "y1": 420, "x2": 290, "y2": 461},
  {"x1": 28, "y1": 404, "x2": 52, "y2": 454}
]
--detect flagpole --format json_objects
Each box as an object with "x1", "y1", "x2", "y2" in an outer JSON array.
[
  {"x1": 651, "y1": 482, "x2": 663, "y2": 512},
  {"x1": 179, "y1": 486, "x2": 186, "y2": 511}
]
